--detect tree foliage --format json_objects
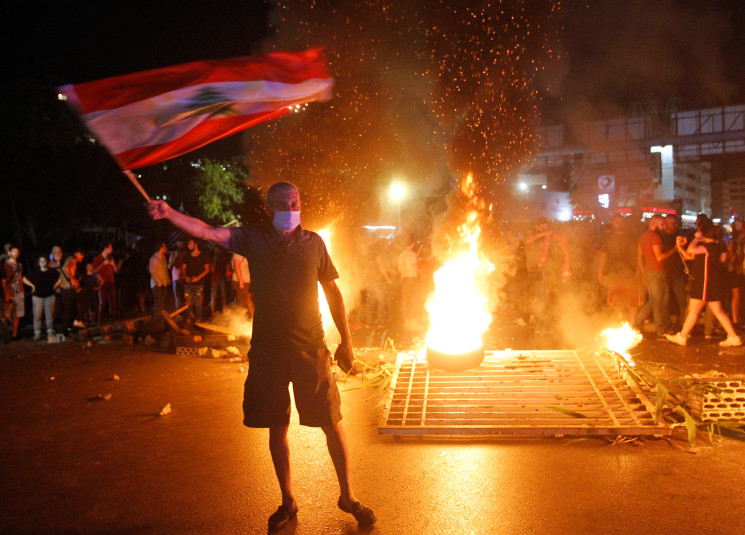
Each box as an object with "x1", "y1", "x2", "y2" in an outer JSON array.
[{"x1": 193, "y1": 158, "x2": 247, "y2": 224}]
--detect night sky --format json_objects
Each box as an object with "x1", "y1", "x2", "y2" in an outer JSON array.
[
  {"x1": 4, "y1": 0, "x2": 745, "y2": 248},
  {"x1": 9, "y1": 1, "x2": 270, "y2": 84},
  {"x1": 11, "y1": 1, "x2": 745, "y2": 106}
]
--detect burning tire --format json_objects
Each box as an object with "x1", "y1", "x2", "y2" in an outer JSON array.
[{"x1": 426, "y1": 346, "x2": 485, "y2": 372}]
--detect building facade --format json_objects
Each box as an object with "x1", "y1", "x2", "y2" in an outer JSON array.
[{"x1": 522, "y1": 103, "x2": 745, "y2": 223}]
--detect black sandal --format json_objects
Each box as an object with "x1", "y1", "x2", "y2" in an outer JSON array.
[
  {"x1": 268, "y1": 502, "x2": 298, "y2": 531},
  {"x1": 338, "y1": 498, "x2": 376, "y2": 526}
]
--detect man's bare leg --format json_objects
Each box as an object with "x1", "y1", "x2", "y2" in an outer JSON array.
[
  {"x1": 322, "y1": 421, "x2": 376, "y2": 525},
  {"x1": 267, "y1": 425, "x2": 298, "y2": 531},
  {"x1": 322, "y1": 420, "x2": 355, "y2": 504},
  {"x1": 269, "y1": 425, "x2": 295, "y2": 507}
]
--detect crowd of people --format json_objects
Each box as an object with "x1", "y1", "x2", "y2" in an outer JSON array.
[
  {"x1": 340, "y1": 210, "x2": 745, "y2": 348},
  {"x1": 0, "y1": 238, "x2": 255, "y2": 342},
  {"x1": 3, "y1": 211, "x2": 745, "y2": 347},
  {"x1": 592, "y1": 211, "x2": 743, "y2": 346}
]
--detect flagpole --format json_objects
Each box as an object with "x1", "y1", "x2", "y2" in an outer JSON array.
[{"x1": 123, "y1": 170, "x2": 151, "y2": 202}]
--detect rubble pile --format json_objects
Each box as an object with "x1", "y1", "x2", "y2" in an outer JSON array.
[{"x1": 76, "y1": 306, "x2": 251, "y2": 363}]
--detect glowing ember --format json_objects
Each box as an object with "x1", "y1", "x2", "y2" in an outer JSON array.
[
  {"x1": 601, "y1": 322, "x2": 641, "y2": 365},
  {"x1": 425, "y1": 211, "x2": 493, "y2": 356}
]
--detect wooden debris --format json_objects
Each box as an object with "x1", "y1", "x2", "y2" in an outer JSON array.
[
  {"x1": 78, "y1": 315, "x2": 152, "y2": 339},
  {"x1": 170, "y1": 305, "x2": 190, "y2": 317},
  {"x1": 161, "y1": 310, "x2": 189, "y2": 336}
]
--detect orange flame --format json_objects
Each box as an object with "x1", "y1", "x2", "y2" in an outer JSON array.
[
  {"x1": 601, "y1": 322, "x2": 641, "y2": 366},
  {"x1": 425, "y1": 210, "x2": 493, "y2": 354}
]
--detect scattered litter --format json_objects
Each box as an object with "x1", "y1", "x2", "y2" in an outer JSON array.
[
  {"x1": 112, "y1": 375, "x2": 120, "y2": 381},
  {"x1": 175, "y1": 346, "x2": 209, "y2": 356},
  {"x1": 46, "y1": 376, "x2": 56, "y2": 382},
  {"x1": 159, "y1": 403, "x2": 172, "y2": 416},
  {"x1": 87, "y1": 393, "x2": 112, "y2": 401},
  {"x1": 240, "y1": 365, "x2": 249, "y2": 373},
  {"x1": 144, "y1": 335, "x2": 157, "y2": 346},
  {"x1": 229, "y1": 356, "x2": 242, "y2": 362}
]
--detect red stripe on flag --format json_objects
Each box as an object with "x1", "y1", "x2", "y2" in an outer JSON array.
[
  {"x1": 114, "y1": 107, "x2": 290, "y2": 170},
  {"x1": 59, "y1": 48, "x2": 333, "y2": 170},
  {"x1": 66, "y1": 49, "x2": 331, "y2": 112}
]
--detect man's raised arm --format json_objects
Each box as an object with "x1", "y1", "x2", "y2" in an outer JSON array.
[{"x1": 148, "y1": 200, "x2": 231, "y2": 248}]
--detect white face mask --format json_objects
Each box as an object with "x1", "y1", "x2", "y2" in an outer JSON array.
[{"x1": 273, "y1": 210, "x2": 301, "y2": 232}]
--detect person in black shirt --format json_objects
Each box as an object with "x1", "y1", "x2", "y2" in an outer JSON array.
[
  {"x1": 23, "y1": 255, "x2": 60, "y2": 340},
  {"x1": 182, "y1": 239, "x2": 210, "y2": 321},
  {"x1": 148, "y1": 182, "x2": 375, "y2": 530}
]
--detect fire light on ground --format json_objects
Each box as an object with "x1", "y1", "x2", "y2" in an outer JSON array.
[
  {"x1": 424, "y1": 210, "x2": 493, "y2": 358},
  {"x1": 601, "y1": 322, "x2": 641, "y2": 366}
]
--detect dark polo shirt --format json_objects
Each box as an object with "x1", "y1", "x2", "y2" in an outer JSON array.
[
  {"x1": 183, "y1": 251, "x2": 208, "y2": 279},
  {"x1": 228, "y1": 225, "x2": 338, "y2": 351}
]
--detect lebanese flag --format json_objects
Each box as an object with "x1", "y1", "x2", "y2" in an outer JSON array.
[{"x1": 58, "y1": 48, "x2": 334, "y2": 170}]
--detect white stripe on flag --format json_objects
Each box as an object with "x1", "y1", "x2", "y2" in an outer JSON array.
[{"x1": 66, "y1": 77, "x2": 332, "y2": 155}]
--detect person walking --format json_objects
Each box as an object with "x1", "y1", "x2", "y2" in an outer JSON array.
[
  {"x1": 147, "y1": 181, "x2": 375, "y2": 531},
  {"x1": 634, "y1": 214, "x2": 675, "y2": 337},
  {"x1": 665, "y1": 222, "x2": 742, "y2": 347}
]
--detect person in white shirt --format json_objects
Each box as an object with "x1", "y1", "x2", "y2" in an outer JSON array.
[{"x1": 149, "y1": 242, "x2": 171, "y2": 315}]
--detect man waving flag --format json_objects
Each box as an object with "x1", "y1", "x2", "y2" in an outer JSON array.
[{"x1": 58, "y1": 48, "x2": 333, "y2": 171}]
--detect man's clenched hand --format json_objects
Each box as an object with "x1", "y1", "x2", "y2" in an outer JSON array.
[
  {"x1": 334, "y1": 340, "x2": 355, "y2": 373},
  {"x1": 148, "y1": 200, "x2": 171, "y2": 220}
]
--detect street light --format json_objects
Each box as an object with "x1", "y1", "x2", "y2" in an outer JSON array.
[{"x1": 389, "y1": 181, "x2": 407, "y2": 235}]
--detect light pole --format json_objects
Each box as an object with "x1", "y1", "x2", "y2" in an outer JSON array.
[{"x1": 389, "y1": 181, "x2": 406, "y2": 236}]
